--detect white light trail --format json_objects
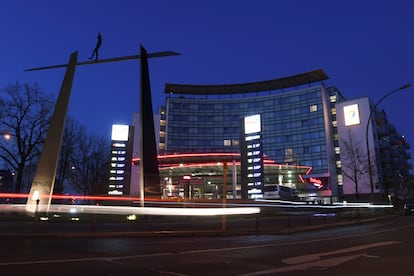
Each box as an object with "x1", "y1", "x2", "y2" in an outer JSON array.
[{"x1": 0, "y1": 204, "x2": 260, "y2": 216}]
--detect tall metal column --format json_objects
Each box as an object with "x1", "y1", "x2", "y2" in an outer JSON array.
[
  {"x1": 26, "y1": 51, "x2": 78, "y2": 214},
  {"x1": 139, "y1": 45, "x2": 161, "y2": 201}
]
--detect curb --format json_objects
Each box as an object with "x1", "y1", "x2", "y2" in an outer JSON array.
[{"x1": 0, "y1": 215, "x2": 396, "y2": 238}]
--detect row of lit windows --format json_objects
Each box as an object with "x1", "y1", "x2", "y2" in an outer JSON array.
[
  {"x1": 168, "y1": 130, "x2": 326, "y2": 150},
  {"x1": 167, "y1": 121, "x2": 325, "y2": 137},
  {"x1": 168, "y1": 139, "x2": 238, "y2": 147},
  {"x1": 168, "y1": 104, "x2": 320, "y2": 122},
  {"x1": 168, "y1": 133, "x2": 326, "y2": 147},
  {"x1": 224, "y1": 139, "x2": 239, "y2": 146},
  {"x1": 168, "y1": 89, "x2": 322, "y2": 110}
]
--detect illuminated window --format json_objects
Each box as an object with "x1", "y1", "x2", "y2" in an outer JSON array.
[
  {"x1": 232, "y1": 139, "x2": 239, "y2": 146},
  {"x1": 332, "y1": 121, "x2": 337, "y2": 127},
  {"x1": 335, "y1": 147, "x2": 340, "y2": 154},
  {"x1": 336, "y1": 160, "x2": 342, "y2": 168},
  {"x1": 224, "y1": 139, "x2": 231, "y2": 146},
  {"x1": 310, "y1": 105, "x2": 318, "y2": 112},
  {"x1": 331, "y1": 108, "x2": 336, "y2": 115},
  {"x1": 330, "y1": 95, "x2": 337, "y2": 102},
  {"x1": 337, "y1": 174, "x2": 343, "y2": 185}
]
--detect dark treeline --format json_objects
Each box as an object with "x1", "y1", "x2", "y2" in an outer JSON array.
[{"x1": 0, "y1": 82, "x2": 110, "y2": 195}]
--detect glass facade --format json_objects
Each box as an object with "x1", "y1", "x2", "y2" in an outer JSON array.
[
  {"x1": 154, "y1": 70, "x2": 412, "y2": 202},
  {"x1": 164, "y1": 85, "x2": 333, "y2": 175}
]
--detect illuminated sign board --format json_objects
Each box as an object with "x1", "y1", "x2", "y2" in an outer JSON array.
[
  {"x1": 241, "y1": 114, "x2": 264, "y2": 199},
  {"x1": 111, "y1": 124, "x2": 129, "y2": 141},
  {"x1": 244, "y1": 114, "x2": 261, "y2": 134},
  {"x1": 108, "y1": 124, "x2": 133, "y2": 196},
  {"x1": 343, "y1": 104, "x2": 360, "y2": 126}
]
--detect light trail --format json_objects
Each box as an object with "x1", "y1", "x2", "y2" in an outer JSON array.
[
  {"x1": 0, "y1": 192, "x2": 392, "y2": 219},
  {"x1": 254, "y1": 199, "x2": 393, "y2": 209},
  {"x1": 0, "y1": 204, "x2": 260, "y2": 216}
]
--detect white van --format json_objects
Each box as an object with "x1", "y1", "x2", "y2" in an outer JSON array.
[
  {"x1": 263, "y1": 184, "x2": 297, "y2": 200},
  {"x1": 263, "y1": 184, "x2": 280, "y2": 199}
]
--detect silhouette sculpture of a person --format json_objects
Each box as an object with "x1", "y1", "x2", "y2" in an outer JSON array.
[{"x1": 89, "y1": 32, "x2": 102, "y2": 60}]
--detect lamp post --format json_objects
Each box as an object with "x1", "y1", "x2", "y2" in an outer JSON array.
[{"x1": 366, "y1": 83, "x2": 411, "y2": 203}]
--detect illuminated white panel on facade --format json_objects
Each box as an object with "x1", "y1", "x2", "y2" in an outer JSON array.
[
  {"x1": 111, "y1": 124, "x2": 129, "y2": 141},
  {"x1": 343, "y1": 104, "x2": 360, "y2": 126},
  {"x1": 244, "y1": 114, "x2": 261, "y2": 134}
]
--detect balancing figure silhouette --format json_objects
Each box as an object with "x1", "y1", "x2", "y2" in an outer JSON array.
[{"x1": 89, "y1": 32, "x2": 102, "y2": 60}]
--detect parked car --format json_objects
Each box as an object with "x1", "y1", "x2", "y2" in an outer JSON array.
[{"x1": 403, "y1": 197, "x2": 414, "y2": 215}]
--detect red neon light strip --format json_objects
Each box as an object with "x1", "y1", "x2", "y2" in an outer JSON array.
[
  {"x1": 132, "y1": 152, "x2": 241, "y2": 162},
  {"x1": 0, "y1": 193, "x2": 169, "y2": 202}
]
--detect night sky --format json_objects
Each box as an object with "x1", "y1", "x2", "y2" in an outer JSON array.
[{"x1": 1, "y1": 1, "x2": 413, "y2": 159}]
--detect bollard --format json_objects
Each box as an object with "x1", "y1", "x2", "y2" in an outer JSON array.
[{"x1": 32, "y1": 199, "x2": 40, "y2": 233}]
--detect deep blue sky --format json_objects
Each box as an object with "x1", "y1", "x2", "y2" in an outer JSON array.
[{"x1": 1, "y1": 1, "x2": 413, "y2": 155}]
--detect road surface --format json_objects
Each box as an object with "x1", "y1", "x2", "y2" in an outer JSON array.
[{"x1": 0, "y1": 215, "x2": 412, "y2": 275}]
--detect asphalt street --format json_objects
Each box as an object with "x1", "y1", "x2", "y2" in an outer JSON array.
[{"x1": 0, "y1": 215, "x2": 412, "y2": 275}]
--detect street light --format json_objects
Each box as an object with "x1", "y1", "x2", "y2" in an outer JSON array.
[{"x1": 366, "y1": 83, "x2": 411, "y2": 203}]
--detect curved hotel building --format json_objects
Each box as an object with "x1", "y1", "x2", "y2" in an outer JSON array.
[{"x1": 125, "y1": 69, "x2": 411, "y2": 203}]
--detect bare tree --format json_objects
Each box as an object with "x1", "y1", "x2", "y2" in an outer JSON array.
[
  {"x1": 55, "y1": 116, "x2": 79, "y2": 194},
  {"x1": 0, "y1": 82, "x2": 54, "y2": 193},
  {"x1": 63, "y1": 128, "x2": 110, "y2": 196},
  {"x1": 340, "y1": 130, "x2": 370, "y2": 200}
]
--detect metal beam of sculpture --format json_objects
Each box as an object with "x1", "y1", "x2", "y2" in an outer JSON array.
[
  {"x1": 26, "y1": 51, "x2": 78, "y2": 214},
  {"x1": 25, "y1": 51, "x2": 180, "y2": 72},
  {"x1": 139, "y1": 45, "x2": 161, "y2": 202},
  {"x1": 25, "y1": 47, "x2": 178, "y2": 214}
]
